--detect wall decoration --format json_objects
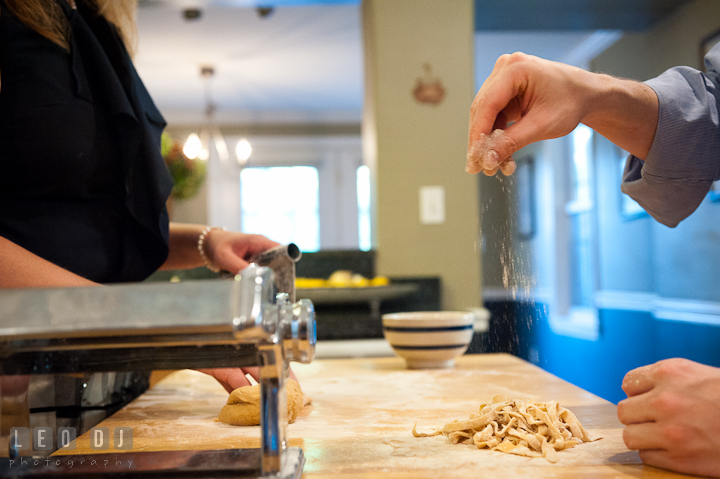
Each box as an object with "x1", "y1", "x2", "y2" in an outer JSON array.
[
  {"x1": 413, "y1": 63, "x2": 445, "y2": 105},
  {"x1": 162, "y1": 132, "x2": 207, "y2": 200}
]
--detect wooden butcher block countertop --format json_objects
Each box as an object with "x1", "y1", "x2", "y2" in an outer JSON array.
[{"x1": 61, "y1": 354, "x2": 696, "y2": 479}]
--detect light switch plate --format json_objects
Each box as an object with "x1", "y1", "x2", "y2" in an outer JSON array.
[{"x1": 419, "y1": 186, "x2": 445, "y2": 224}]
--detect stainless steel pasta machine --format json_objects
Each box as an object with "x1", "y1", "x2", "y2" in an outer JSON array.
[{"x1": 0, "y1": 244, "x2": 315, "y2": 478}]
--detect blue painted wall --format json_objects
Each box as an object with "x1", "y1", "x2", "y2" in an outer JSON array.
[
  {"x1": 654, "y1": 319, "x2": 720, "y2": 366},
  {"x1": 532, "y1": 307, "x2": 720, "y2": 404}
]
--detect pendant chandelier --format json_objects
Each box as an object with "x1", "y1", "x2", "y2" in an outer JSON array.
[{"x1": 183, "y1": 65, "x2": 251, "y2": 166}]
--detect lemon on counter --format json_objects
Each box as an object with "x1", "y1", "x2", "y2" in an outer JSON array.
[
  {"x1": 295, "y1": 278, "x2": 326, "y2": 289},
  {"x1": 295, "y1": 272, "x2": 391, "y2": 289},
  {"x1": 350, "y1": 274, "x2": 370, "y2": 287},
  {"x1": 327, "y1": 270, "x2": 354, "y2": 287}
]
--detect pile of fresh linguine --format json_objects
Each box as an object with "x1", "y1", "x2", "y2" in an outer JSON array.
[{"x1": 412, "y1": 395, "x2": 599, "y2": 463}]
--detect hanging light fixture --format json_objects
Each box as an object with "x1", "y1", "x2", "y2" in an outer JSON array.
[
  {"x1": 236, "y1": 138, "x2": 252, "y2": 166},
  {"x1": 183, "y1": 132, "x2": 202, "y2": 159},
  {"x1": 183, "y1": 65, "x2": 235, "y2": 163}
]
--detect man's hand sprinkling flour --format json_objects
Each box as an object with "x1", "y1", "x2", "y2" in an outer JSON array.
[{"x1": 466, "y1": 52, "x2": 657, "y2": 177}]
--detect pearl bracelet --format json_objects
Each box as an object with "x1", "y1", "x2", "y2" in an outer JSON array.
[{"x1": 197, "y1": 226, "x2": 226, "y2": 273}]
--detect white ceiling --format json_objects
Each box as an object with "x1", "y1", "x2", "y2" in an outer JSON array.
[
  {"x1": 134, "y1": 3, "x2": 618, "y2": 126},
  {"x1": 135, "y1": 2, "x2": 364, "y2": 124}
]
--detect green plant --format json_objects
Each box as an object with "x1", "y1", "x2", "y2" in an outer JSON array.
[{"x1": 161, "y1": 132, "x2": 206, "y2": 200}]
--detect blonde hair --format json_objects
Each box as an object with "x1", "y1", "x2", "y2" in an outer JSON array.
[{"x1": 3, "y1": 0, "x2": 138, "y2": 55}]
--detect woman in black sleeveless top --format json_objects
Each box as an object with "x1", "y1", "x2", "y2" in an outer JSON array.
[
  {"x1": 0, "y1": 0, "x2": 277, "y2": 288},
  {"x1": 0, "y1": 0, "x2": 276, "y2": 392}
]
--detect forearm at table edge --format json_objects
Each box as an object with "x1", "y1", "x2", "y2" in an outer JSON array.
[{"x1": 0, "y1": 236, "x2": 97, "y2": 288}]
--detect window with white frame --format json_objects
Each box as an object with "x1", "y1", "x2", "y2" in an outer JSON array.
[
  {"x1": 566, "y1": 124, "x2": 596, "y2": 309},
  {"x1": 553, "y1": 124, "x2": 600, "y2": 339},
  {"x1": 228, "y1": 136, "x2": 369, "y2": 252},
  {"x1": 240, "y1": 166, "x2": 321, "y2": 252},
  {"x1": 356, "y1": 165, "x2": 372, "y2": 251}
]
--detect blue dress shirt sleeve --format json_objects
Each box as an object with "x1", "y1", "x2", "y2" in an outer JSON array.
[{"x1": 620, "y1": 43, "x2": 720, "y2": 227}]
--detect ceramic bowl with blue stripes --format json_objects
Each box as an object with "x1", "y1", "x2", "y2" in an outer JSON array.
[{"x1": 381, "y1": 311, "x2": 475, "y2": 369}]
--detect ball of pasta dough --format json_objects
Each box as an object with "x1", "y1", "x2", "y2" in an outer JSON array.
[{"x1": 218, "y1": 379, "x2": 303, "y2": 426}]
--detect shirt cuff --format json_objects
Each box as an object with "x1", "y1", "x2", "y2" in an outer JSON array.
[
  {"x1": 621, "y1": 154, "x2": 710, "y2": 228},
  {"x1": 641, "y1": 68, "x2": 720, "y2": 181},
  {"x1": 619, "y1": 67, "x2": 720, "y2": 227}
]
